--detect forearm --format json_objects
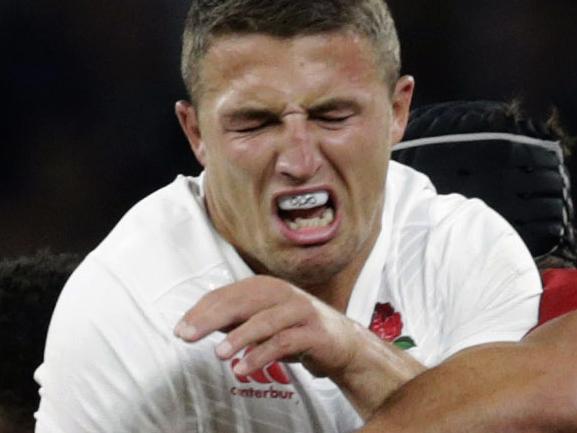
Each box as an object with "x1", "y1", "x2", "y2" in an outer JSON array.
[
  {"x1": 331, "y1": 321, "x2": 426, "y2": 420},
  {"x1": 360, "y1": 343, "x2": 546, "y2": 433},
  {"x1": 359, "y1": 312, "x2": 577, "y2": 433},
  {"x1": 176, "y1": 276, "x2": 427, "y2": 421}
]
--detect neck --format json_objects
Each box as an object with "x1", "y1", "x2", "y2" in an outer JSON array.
[
  {"x1": 242, "y1": 223, "x2": 380, "y2": 315},
  {"x1": 303, "y1": 261, "x2": 366, "y2": 314}
]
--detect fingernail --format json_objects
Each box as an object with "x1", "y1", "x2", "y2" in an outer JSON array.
[
  {"x1": 215, "y1": 340, "x2": 233, "y2": 358},
  {"x1": 174, "y1": 321, "x2": 197, "y2": 340},
  {"x1": 233, "y1": 359, "x2": 248, "y2": 375}
]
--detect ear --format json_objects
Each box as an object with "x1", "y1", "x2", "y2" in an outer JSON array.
[
  {"x1": 390, "y1": 75, "x2": 415, "y2": 144},
  {"x1": 175, "y1": 100, "x2": 207, "y2": 166}
]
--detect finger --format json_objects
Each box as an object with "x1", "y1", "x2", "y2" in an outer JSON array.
[
  {"x1": 232, "y1": 327, "x2": 313, "y2": 376},
  {"x1": 215, "y1": 300, "x2": 309, "y2": 359},
  {"x1": 174, "y1": 276, "x2": 292, "y2": 341}
]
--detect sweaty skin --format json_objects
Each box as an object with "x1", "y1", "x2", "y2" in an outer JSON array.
[
  {"x1": 175, "y1": 275, "x2": 425, "y2": 419},
  {"x1": 359, "y1": 311, "x2": 577, "y2": 433},
  {"x1": 176, "y1": 32, "x2": 414, "y2": 310},
  {"x1": 175, "y1": 31, "x2": 421, "y2": 419},
  {"x1": 175, "y1": 31, "x2": 577, "y2": 432}
]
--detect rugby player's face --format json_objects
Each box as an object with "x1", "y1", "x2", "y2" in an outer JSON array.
[{"x1": 176, "y1": 32, "x2": 413, "y2": 289}]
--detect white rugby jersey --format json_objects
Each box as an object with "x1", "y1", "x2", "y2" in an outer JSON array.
[{"x1": 35, "y1": 162, "x2": 541, "y2": 433}]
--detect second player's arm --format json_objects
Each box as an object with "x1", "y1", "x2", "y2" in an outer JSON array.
[{"x1": 360, "y1": 311, "x2": 577, "y2": 433}]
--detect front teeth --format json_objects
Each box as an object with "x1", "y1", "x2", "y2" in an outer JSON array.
[
  {"x1": 278, "y1": 191, "x2": 329, "y2": 211},
  {"x1": 287, "y1": 208, "x2": 334, "y2": 230}
]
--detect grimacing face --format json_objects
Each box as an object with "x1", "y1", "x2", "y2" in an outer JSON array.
[{"x1": 176, "y1": 32, "x2": 413, "y2": 293}]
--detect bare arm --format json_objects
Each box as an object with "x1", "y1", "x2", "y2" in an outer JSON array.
[
  {"x1": 174, "y1": 275, "x2": 425, "y2": 419},
  {"x1": 360, "y1": 311, "x2": 577, "y2": 433}
]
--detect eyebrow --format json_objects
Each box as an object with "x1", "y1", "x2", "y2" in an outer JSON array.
[
  {"x1": 308, "y1": 98, "x2": 362, "y2": 116},
  {"x1": 222, "y1": 108, "x2": 277, "y2": 124},
  {"x1": 222, "y1": 98, "x2": 362, "y2": 123}
]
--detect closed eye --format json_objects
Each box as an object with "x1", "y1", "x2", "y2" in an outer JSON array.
[
  {"x1": 222, "y1": 108, "x2": 281, "y2": 134},
  {"x1": 311, "y1": 113, "x2": 355, "y2": 130},
  {"x1": 314, "y1": 114, "x2": 353, "y2": 122},
  {"x1": 309, "y1": 99, "x2": 359, "y2": 126},
  {"x1": 232, "y1": 119, "x2": 280, "y2": 133}
]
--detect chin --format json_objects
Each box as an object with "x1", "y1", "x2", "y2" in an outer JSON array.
[{"x1": 265, "y1": 248, "x2": 350, "y2": 288}]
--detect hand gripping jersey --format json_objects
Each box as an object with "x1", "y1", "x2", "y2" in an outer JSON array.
[{"x1": 35, "y1": 162, "x2": 541, "y2": 433}]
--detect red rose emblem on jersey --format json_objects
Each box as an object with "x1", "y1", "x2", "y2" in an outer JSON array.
[{"x1": 369, "y1": 302, "x2": 416, "y2": 350}]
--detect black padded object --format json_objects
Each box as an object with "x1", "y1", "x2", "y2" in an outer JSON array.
[
  {"x1": 403, "y1": 101, "x2": 552, "y2": 141},
  {"x1": 393, "y1": 101, "x2": 574, "y2": 259}
]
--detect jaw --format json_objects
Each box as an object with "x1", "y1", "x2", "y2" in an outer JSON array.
[
  {"x1": 246, "y1": 242, "x2": 351, "y2": 289},
  {"x1": 227, "y1": 194, "x2": 383, "y2": 312}
]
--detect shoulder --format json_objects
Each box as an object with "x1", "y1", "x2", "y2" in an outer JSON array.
[
  {"x1": 90, "y1": 174, "x2": 231, "y2": 303},
  {"x1": 384, "y1": 166, "x2": 540, "y2": 363},
  {"x1": 385, "y1": 162, "x2": 539, "y2": 307},
  {"x1": 95, "y1": 174, "x2": 208, "y2": 256},
  {"x1": 48, "y1": 174, "x2": 237, "y2": 351},
  {"x1": 386, "y1": 161, "x2": 518, "y2": 249},
  {"x1": 35, "y1": 176, "x2": 231, "y2": 431},
  {"x1": 35, "y1": 254, "x2": 190, "y2": 432}
]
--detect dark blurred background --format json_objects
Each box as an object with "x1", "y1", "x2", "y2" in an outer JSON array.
[{"x1": 2, "y1": 0, "x2": 577, "y2": 258}]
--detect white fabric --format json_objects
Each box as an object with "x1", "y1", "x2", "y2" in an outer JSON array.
[{"x1": 34, "y1": 162, "x2": 541, "y2": 433}]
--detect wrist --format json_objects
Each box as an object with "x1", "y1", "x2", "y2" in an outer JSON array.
[{"x1": 331, "y1": 322, "x2": 425, "y2": 419}]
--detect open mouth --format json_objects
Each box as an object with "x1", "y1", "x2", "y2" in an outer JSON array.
[
  {"x1": 278, "y1": 190, "x2": 335, "y2": 229},
  {"x1": 274, "y1": 189, "x2": 339, "y2": 244}
]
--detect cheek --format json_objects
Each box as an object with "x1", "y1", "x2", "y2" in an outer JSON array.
[
  {"x1": 323, "y1": 125, "x2": 389, "y2": 210},
  {"x1": 205, "y1": 137, "x2": 276, "y2": 205},
  {"x1": 325, "y1": 122, "x2": 390, "y2": 176},
  {"x1": 234, "y1": 136, "x2": 282, "y2": 182},
  {"x1": 207, "y1": 136, "x2": 259, "y2": 177}
]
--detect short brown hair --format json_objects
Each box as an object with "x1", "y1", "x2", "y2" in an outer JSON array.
[{"x1": 181, "y1": 0, "x2": 401, "y2": 107}]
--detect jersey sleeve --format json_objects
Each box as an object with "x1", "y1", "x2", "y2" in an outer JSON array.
[
  {"x1": 34, "y1": 255, "x2": 189, "y2": 433},
  {"x1": 429, "y1": 197, "x2": 542, "y2": 362}
]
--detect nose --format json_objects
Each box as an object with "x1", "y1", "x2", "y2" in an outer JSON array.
[{"x1": 275, "y1": 115, "x2": 322, "y2": 183}]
